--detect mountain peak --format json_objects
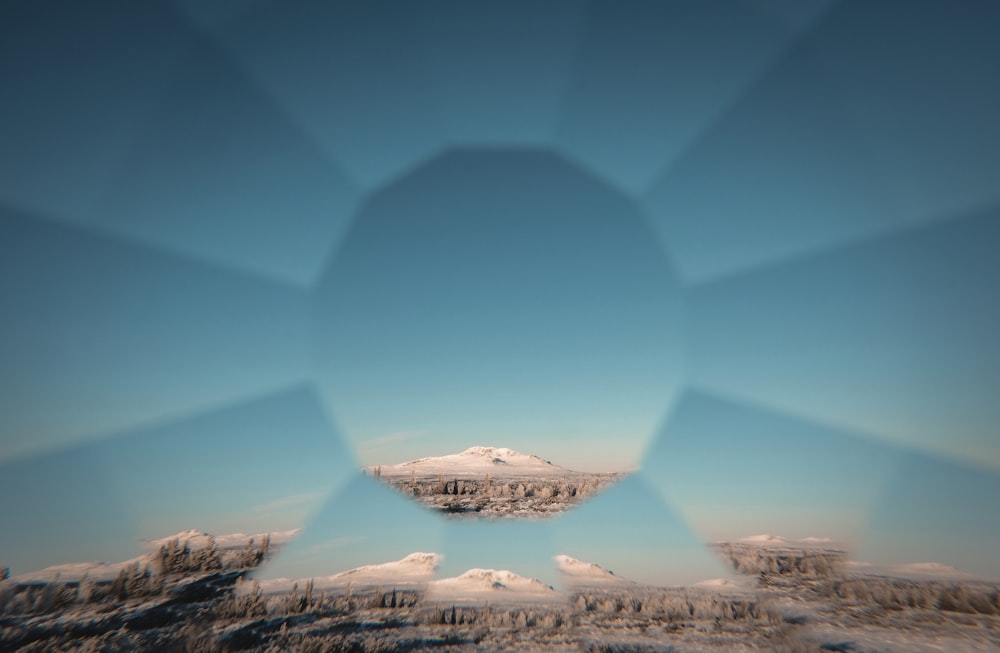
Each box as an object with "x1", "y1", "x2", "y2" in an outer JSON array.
[
  {"x1": 554, "y1": 554, "x2": 630, "y2": 585},
  {"x1": 335, "y1": 552, "x2": 442, "y2": 579},
  {"x1": 429, "y1": 568, "x2": 556, "y2": 595},
  {"x1": 375, "y1": 446, "x2": 565, "y2": 476},
  {"x1": 459, "y1": 446, "x2": 549, "y2": 463},
  {"x1": 737, "y1": 534, "x2": 790, "y2": 545},
  {"x1": 398, "y1": 552, "x2": 444, "y2": 567}
]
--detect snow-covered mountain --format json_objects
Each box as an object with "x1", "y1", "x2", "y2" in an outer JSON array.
[
  {"x1": 426, "y1": 568, "x2": 558, "y2": 602},
  {"x1": 736, "y1": 534, "x2": 791, "y2": 546},
  {"x1": 144, "y1": 528, "x2": 300, "y2": 551},
  {"x1": 334, "y1": 552, "x2": 442, "y2": 583},
  {"x1": 372, "y1": 446, "x2": 569, "y2": 476},
  {"x1": 12, "y1": 556, "x2": 152, "y2": 583},
  {"x1": 255, "y1": 552, "x2": 442, "y2": 594},
  {"x1": 733, "y1": 534, "x2": 846, "y2": 550},
  {"x1": 554, "y1": 554, "x2": 629, "y2": 586},
  {"x1": 693, "y1": 577, "x2": 750, "y2": 590},
  {"x1": 13, "y1": 528, "x2": 296, "y2": 583}
]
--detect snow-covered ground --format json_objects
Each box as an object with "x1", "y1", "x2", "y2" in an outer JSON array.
[
  {"x1": 5, "y1": 529, "x2": 999, "y2": 652},
  {"x1": 717, "y1": 534, "x2": 1000, "y2": 652},
  {"x1": 805, "y1": 622, "x2": 1000, "y2": 653}
]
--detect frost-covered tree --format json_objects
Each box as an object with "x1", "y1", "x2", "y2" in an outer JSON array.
[{"x1": 77, "y1": 574, "x2": 96, "y2": 604}]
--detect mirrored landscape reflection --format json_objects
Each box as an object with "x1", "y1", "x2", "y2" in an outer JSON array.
[{"x1": 364, "y1": 446, "x2": 625, "y2": 519}]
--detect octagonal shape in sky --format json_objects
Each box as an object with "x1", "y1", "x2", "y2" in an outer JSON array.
[{"x1": 312, "y1": 148, "x2": 683, "y2": 481}]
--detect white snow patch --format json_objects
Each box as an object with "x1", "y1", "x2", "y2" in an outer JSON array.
[
  {"x1": 12, "y1": 555, "x2": 152, "y2": 583},
  {"x1": 554, "y1": 554, "x2": 629, "y2": 585},
  {"x1": 335, "y1": 552, "x2": 442, "y2": 582},
  {"x1": 371, "y1": 446, "x2": 568, "y2": 476},
  {"x1": 808, "y1": 622, "x2": 994, "y2": 653},
  {"x1": 732, "y1": 534, "x2": 846, "y2": 551},
  {"x1": 693, "y1": 577, "x2": 749, "y2": 590},
  {"x1": 254, "y1": 552, "x2": 442, "y2": 594},
  {"x1": 737, "y1": 534, "x2": 790, "y2": 545},
  {"x1": 426, "y1": 568, "x2": 559, "y2": 603}
]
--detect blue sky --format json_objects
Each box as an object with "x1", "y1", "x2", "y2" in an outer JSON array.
[
  {"x1": 258, "y1": 472, "x2": 728, "y2": 589},
  {"x1": 1, "y1": 1, "x2": 998, "y2": 581},
  {"x1": 259, "y1": 474, "x2": 446, "y2": 582},
  {"x1": 313, "y1": 149, "x2": 682, "y2": 473},
  {"x1": 0, "y1": 386, "x2": 357, "y2": 574}
]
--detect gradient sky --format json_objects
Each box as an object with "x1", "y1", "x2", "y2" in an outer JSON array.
[
  {"x1": 1, "y1": 0, "x2": 999, "y2": 582},
  {"x1": 0, "y1": 386, "x2": 356, "y2": 574},
  {"x1": 313, "y1": 149, "x2": 682, "y2": 473}
]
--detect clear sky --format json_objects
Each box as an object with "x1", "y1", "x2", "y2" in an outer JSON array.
[{"x1": 257, "y1": 472, "x2": 730, "y2": 589}]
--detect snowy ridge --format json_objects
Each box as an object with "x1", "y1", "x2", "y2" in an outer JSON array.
[
  {"x1": 846, "y1": 560, "x2": 975, "y2": 581},
  {"x1": 144, "y1": 528, "x2": 300, "y2": 551},
  {"x1": 426, "y1": 568, "x2": 558, "y2": 603},
  {"x1": 693, "y1": 578, "x2": 750, "y2": 591},
  {"x1": 12, "y1": 556, "x2": 152, "y2": 583},
  {"x1": 733, "y1": 534, "x2": 846, "y2": 550},
  {"x1": 336, "y1": 552, "x2": 442, "y2": 580},
  {"x1": 372, "y1": 446, "x2": 568, "y2": 476},
  {"x1": 554, "y1": 554, "x2": 629, "y2": 586},
  {"x1": 13, "y1": 528, "x2": 297, "y2": 582},
  {"x1": 255, "y1": 553, "x2": 442, "y2": 594}
]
